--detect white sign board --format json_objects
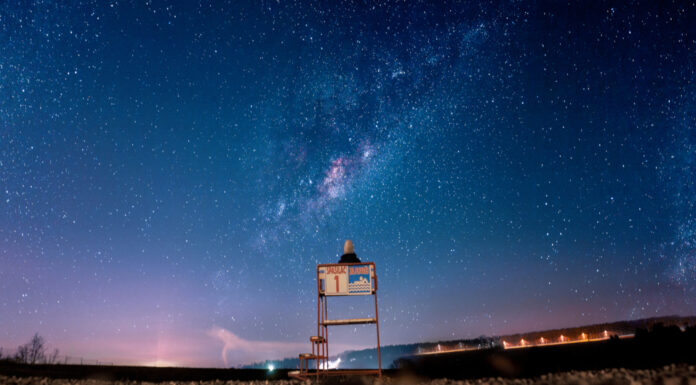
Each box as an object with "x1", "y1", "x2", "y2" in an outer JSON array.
[{"x1": 318, "y1": 264, "x2": 373, "y2": 296}]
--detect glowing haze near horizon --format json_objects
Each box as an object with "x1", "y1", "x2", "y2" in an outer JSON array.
[{"x1": 1, "y1": 0, "x2": 695, "y2": 368}]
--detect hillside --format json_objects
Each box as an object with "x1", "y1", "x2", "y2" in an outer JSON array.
[{"x1": 244, "y1": 315, "x2": 696, "y2": 369}]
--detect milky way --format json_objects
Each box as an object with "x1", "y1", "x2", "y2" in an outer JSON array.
[
  {"x1": 0, "y1": 1, "x2": 695, "y2": 367},
  {"x1": 662, "y1": 86, "x2": 696, "y2": 291}
]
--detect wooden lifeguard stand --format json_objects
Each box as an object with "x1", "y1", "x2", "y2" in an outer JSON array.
[{"x1": 291, "y1": 262, "x2": 381, "y2": 379}]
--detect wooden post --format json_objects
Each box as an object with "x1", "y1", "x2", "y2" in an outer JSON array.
[{"x1": 374, "y1": 274, "x2": 382, "y2": 376}]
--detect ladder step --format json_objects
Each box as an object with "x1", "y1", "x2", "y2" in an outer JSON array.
[
  {"x1": 299, "y1": 353, "x2": 327, "y2": 359},
  {"x1": 322, "y1": 318, "x2": 377, "y2": 326},
  {"x1": 310, "y1": 335, "x2": 326, "y2": 342},
  {"x1": 288, "y1": 370, "x2": 302, "y2": 379}
]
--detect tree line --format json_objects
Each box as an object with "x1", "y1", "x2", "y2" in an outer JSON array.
[{"x1": 0, "y1": 333, "x2": 60, "y2": 364}]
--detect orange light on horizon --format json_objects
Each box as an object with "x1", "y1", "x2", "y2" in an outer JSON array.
[
  {"x1": 560, "y1": 335, "x2": 565, "y2": 342},
  {"x1": 142, "y1": 359, "x2": 178, "y2": 367}
]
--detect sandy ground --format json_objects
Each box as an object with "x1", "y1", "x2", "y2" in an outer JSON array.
[{"x1": 0, "y1": 364, "x2": 694, "y2": 385}]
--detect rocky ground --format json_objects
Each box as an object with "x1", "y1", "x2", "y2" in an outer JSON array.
[{"x1": 0, "y1": 365, "x2": 694, "y2": 385}]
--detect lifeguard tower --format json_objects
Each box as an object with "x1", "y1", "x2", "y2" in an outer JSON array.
[{"x1": 290, "y1": 262, "x2": 381, "y2": 379}]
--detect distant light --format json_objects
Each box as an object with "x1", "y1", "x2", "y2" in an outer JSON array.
[
  {"x1": 267, "y1": 364, "x2": 275, "y2": 372},
  {"x1": 320, "y1": 358, "x2": 341, "y2": 369},
  {"x1": 143, "y1": 360, "x2": 177, "y2": 367}
]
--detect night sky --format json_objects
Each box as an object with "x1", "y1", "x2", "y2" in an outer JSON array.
[{"x1": 1, "y1": 0, "x2": 695, "y2": 368}]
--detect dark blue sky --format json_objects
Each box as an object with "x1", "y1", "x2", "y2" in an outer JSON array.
[{"x1": 1, "y1": 0, "x2": 694, "y2": 367}]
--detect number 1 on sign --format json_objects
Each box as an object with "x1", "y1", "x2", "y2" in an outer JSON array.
[{"x1": 334, "y1": 275, "x2": 339, "y2": 292}]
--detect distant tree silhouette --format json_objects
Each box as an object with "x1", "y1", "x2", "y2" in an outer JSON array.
[
  {"x1": 15, "y1": 333, "x2": 46, "y2": 364},
  {"x1": 46, "y1": 348, "x2": 60, "y2": 364}
]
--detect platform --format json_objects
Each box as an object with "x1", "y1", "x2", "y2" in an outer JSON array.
[{"x1": 322, "y1": 318, "x2": 377, "y2": 326}]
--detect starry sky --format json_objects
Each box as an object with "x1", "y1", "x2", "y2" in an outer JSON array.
[{"x1": 1, "y1": 0, "x2": 695, "y2": 368}]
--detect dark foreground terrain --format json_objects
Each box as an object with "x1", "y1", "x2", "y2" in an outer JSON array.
[
  {"x1": 0, "y1": 362, "x2": 292, "y2": 382},
  {"x1": 0, "y1": 365, "x2": 695, "y2": 385}
]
